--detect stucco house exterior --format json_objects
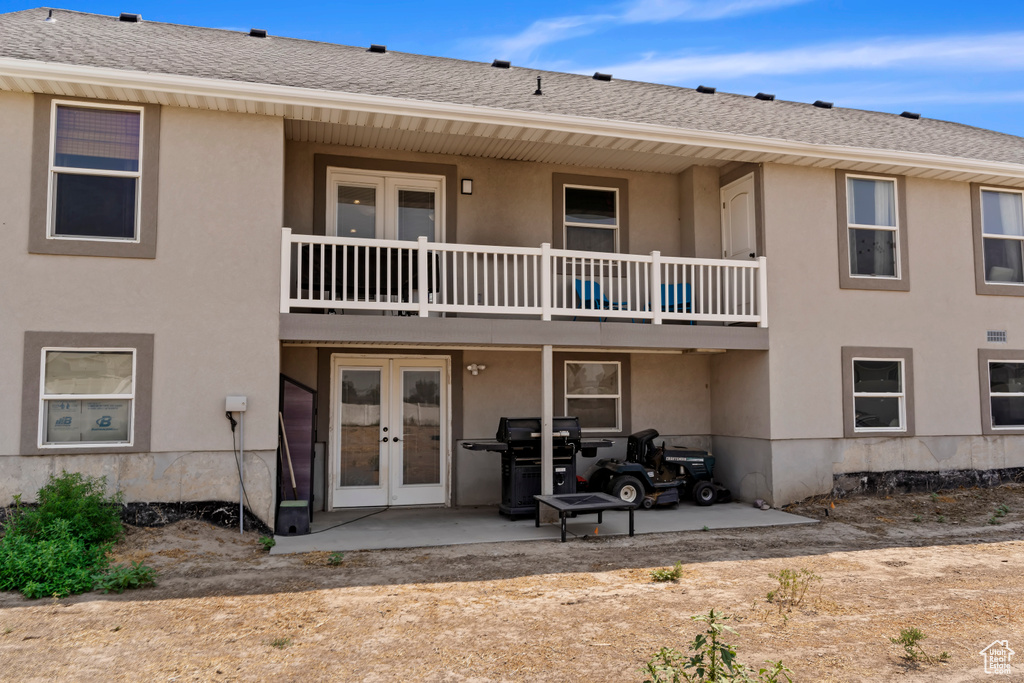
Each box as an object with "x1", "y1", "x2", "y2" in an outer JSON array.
[{"x1": 3, "y1": 8, "x2": 1024, "y2": 527}]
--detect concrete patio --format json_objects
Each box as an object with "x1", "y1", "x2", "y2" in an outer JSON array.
[{"x1": 270, "y1": 502, "x2": 817, "y2": 554}]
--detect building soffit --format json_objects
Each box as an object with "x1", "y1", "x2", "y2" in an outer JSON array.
[{"x1": 3, "y1": 57, "x2": 1024, "y2": 185}]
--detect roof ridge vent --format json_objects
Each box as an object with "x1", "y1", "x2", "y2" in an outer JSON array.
[
  {"x1": 368, "y1": 44, "x2": 386, "y2": 53},
  {"x1": 249, "y1": 28, "x2": 267, "y2": 38},
  {"x1": 593, "y1": 72, "x2": 612, "y2": 81},
  {"x1": 492, "y1": 59, "x2": 511, "y2": 69},
  {"x1": 696, "y1": 85, "x2": 716, "y2": 94},
  {"x1": 119, "y1": 12, "x2": 140, "y2": 22},
  {"x1": 813, "y1": 100, "x2": 833, "y2": 109},
  {"x1": 900, "y1": 111, "x2": 921, "y2": 120},
  {"x1": 754, "y1": 92, "x2": 775, "y2": 101}
]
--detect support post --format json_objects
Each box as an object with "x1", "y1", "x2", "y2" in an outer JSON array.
[
  {"x1": 417, "y1": 236, "x2": 430, "y2": 317},
  {"x1": 280, "y1": 228, "x2": 292, "y2": 314},
  {"x1": 540, "y1": 243, "x2": 552, "y2": 321},
  {"x1": 650, "y1": 250, "x2": 663, "y2": 325},
  {"x1": 757, "y1": 256, "x2": 768, "y2": 328},
  {"x1": 541, "y1": 344, "x2": 553, "y2": 495}
]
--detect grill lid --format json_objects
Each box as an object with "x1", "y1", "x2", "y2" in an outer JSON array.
[{"x1": 496, "y1": 417, "x2": 582, "y2": 445}]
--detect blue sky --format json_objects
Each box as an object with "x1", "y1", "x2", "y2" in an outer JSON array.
[{"x1": 5, "y1": 0, "x2": 1024, "y2": 137}]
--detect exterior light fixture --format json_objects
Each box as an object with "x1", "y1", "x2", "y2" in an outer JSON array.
[
  {"x1": 466, "y1": 363, "x2": 486, "y2": 376},
  {"x1": 461, "y1": 179, "x2": 473, "y2": 195}
]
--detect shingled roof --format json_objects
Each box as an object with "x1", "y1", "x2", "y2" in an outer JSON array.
[{"x1": 2, "y1": 7, "x2": 1023, "y2": 168}]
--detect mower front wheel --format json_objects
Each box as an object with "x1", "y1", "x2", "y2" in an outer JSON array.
[
  {"x1": 693, "y1": 481, "x2": 716, "y2": 506},
  {"x1": 610, "y1": 476, "x2": 646, "y2": 506}
]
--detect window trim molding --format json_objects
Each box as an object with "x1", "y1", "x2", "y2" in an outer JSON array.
[
  {"x1": 552, "y1": 173, "x2": 629, "y2": 252},
  {"x1": 553, "y1": 352, "x2": 631, "y2": 437},
  {"x1": 313, "y1": 154, "x2": 457, "y2": 242},
  {"x1": 978, "y1": 348, "x2": 1024, "y2": 435},
  {"x1": 971, "y1": 183, "x2": 1024, "y2": 296},
  {"x1": 21, "y1": 332, "x2": 154, "y2": 455},
  {"x1": 835, "y1": 170, "x2": 909, "y2": 291},
  {"x1": 841, "y1": 346, "x2": 915, "y2": 438},
  {"x1": 47, "y1": 99, "x2": 145, "y2": 244},
  {"x1": 562, "y1": 184, "x2": 620, "y2": 253},
  {"x1": 38, "y1": 347, "x2": 138, "y2": 449},
  {"x1": 29, "y1": 94, "x2": 160, "y2": 259},
  {"x1": 564, "y1": 359, "x2": 622, "y2": 433}
]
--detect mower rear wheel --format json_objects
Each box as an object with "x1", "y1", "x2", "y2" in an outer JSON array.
[
  {"x1": 693, "y1": 481, "x2": 716, "y2": 506},
  {"x1": 610, "y1": 476, "x2": 645, "y2": 505},
  {"x1": 641, "y1": 496, "x2": 655, "y2": 509}
]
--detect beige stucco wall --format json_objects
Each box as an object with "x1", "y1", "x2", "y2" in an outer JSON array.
[
  {"x1": 284, "y1": 142, "x2": 683, "y2": 256},
  {"x1": 0, "y1": 95, "x2": 284, "y2": 522},
  {"x1": 761, "y1": 163, "x2": 1024, "y2": 499}
]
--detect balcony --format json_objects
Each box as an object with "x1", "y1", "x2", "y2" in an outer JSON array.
[{"x1": 280, "y1": 229, "x2": 767, "y2": 327}]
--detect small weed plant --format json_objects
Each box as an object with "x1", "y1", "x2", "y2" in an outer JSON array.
[
  {"x1": 912, "y1": 514, "x2": 922, "y2": 523},
  {"x1": 258, "y1": 536, "x2": 276, "y2": 551},
  {"x1": 889, "y1": 627, "x2": 949, "y2": 664},
  {"x1": 0, "y1": 472, "x2": 154, "y2": 599},
  {"x1": 327, "y1": 551, "x2": 345, "y2": 566},
  {"x1": 642, "y1": 609, "x2": 792, "y2": 682},
  {"x1": 989, "y1": 504, "x2": 1011, "y2": 525},
  {"x1": 270, "y1": 637, "x2": 292, "y2": 649},
  {"x1": 765, "y1": 568, "x2": 820, "y2": 614},
  {"x1": 651, "y1": 562, "x2": 684, "y2": 583},
  {"x1": 94, "y1": 561, "x2": 157, "y2": 594},
  {"x1": 930, "y1": 492, "x2": 939, "y2": 502}
]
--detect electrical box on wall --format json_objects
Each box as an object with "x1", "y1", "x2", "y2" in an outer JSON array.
[{"x1": 225, "y1": 396, "x2": 247, "y2": 412}]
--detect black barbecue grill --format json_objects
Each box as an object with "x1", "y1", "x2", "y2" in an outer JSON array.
[{"x1": 462, "y1": 417, "x2": 612, "y2": 518}]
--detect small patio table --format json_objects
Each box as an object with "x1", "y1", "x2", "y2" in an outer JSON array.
[{"x1": 534, "y1": 492, "x2": 637, "y2": 542}]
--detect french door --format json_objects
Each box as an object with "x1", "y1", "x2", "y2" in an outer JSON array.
[
  {"x1": 331, "y1": 356, "x2": 448, "y2": 508},
  {"x1": 328, "y1": 168, "x2": 444, "y2": 242}
]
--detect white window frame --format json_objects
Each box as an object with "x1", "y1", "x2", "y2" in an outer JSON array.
[
  {"x1": 846, "y1": 174, "x2": 900, "y2": 280},
  {"x1": 980, "y1": 187, "x2": 1024, "y2": 286},
  {"x1": 851, "y1": 356, "x2": 906, "y2": 433},
  {"x1": 987, "y1": 359, "x2": 1024, "y2": 430},
  {"x1": 46, "y1": 100, "x2": 145, "y2": 244},
  {"x1": 37, "y1": 347, "x2": 137, "y2": 449},
  {"x1": 563, "y1": 184, "x2": 619, "y2": 253},
  {"x1": 564, "y1": 360, "x2": 622, "y2": 433},
  {"x1": 326, "y1": 167, "x2": 446, "y2": 242}
]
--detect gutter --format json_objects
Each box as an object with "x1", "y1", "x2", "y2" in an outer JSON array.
[{"x1": 2, "y1": 57, "x2": 1024, "y2": 181}]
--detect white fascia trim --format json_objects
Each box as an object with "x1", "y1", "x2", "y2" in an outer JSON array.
[{"x1": 4, "y1": 57, "x2": 1024, "y2": 180}]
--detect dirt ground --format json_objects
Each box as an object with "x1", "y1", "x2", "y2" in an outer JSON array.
[{"x1": 2, "y1": 486, "x2": 1024, "y2": 682}]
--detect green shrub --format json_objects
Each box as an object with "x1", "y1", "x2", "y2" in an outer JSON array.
[
  {"x1": 651, "y1": 561, "x2": 684, "y2": 583},
  {"x1": 642, "y1": 609, "x2": 792, "y2": 682},
  {"x1": 258, "y1": 536, "x2": 276, "y2": 551},
  {"x1": 0, "y1": 471, "x2": 143, "y2": 599},
  {"x1": 94, "y1": 561, "x2": 157, "y2": 594},
  {"x1": 0, "y1": 519, "x2": 111, "y2": 599},
  {"x1": 8, "y1": 471, "x2": 123, "y2": 546}
]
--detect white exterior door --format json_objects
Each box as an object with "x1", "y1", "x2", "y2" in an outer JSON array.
[
  {"x1": 328, "y1": 168, "x2": 444, "y2": 242},
  {"x1": 331, "y1": 356, "x2": 448, "y2": 508},
  {"x1": 721, "y1": 174, "x2": 757, "y2": 260}
]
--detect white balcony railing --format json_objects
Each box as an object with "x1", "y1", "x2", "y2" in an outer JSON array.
[{"x1": 280, "y1": 228, "x2": 768, "y2": 327}]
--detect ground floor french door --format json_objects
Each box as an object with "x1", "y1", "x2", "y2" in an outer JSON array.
[{"x1": 330, "y1": 355, "x2": 449, "y2": 508}]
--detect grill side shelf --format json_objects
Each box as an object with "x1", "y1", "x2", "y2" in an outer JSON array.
[{"x1": 461, "y1": 441, "x2": 509, "y2": 452}]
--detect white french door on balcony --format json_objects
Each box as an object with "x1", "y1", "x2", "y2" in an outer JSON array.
[
  {"x1": 327, "y1": 168, "x2": 445, "y2": 242},
  {"x1": 330, "y1": 355, "x2": 449, "y2": 508}
]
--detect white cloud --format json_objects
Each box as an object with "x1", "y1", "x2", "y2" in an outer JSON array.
[
  {"x1": 476, "y1": 0, "x2": 813, "y2": 61},
  {"x1": 601, "y1": 33, "x2": 1024, "y2": 83},
  {"x1": 621, "y1": 0, "x2": 810, "y2": 23}
]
